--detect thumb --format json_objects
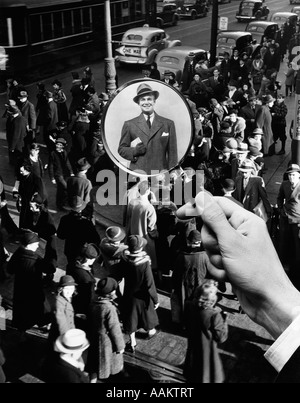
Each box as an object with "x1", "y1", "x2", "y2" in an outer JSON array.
[{"x1": 195, "y1": 192, "x2": 237, "y2": 241}]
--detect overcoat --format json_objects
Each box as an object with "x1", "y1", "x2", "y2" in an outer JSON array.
[
  {"x1": 48, "y1": 294, "x2": 75, "y2": 346},
  {"x1": 125, "y1": 197, "x2": 157, "y2": 269},
  {"x1": 255, "y1": 104, "x2": 273, "y2": 155},
  {"x1": 7, "y1": 246, "x2": 48, "y2": 330},
  {"x1": 87, "y1": 298, "x2": 125, "y2": 379},
  {"x1": 118, "y1": 112, "x2": 178, "y2": 175},
  {"x1": 118, "y1": 251, "x2": 159, "y2": 334},
  {"x1": 184, "y1": 300, "x2": 228, "y2": 383}
]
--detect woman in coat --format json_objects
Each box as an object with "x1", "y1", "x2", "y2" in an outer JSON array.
[
  {"x1": 87, "y1": 277, "x2": 125, "y2": 383},
  {"x1": 184, "y1": 280, "x2": 228, "y2": 383},
  {"x1": 48, "y1": 275, "x2": 77, "y2": 348},
  {"x1": 7, "y1": 230, "x2": 50, "y2": 331},
  {"x1": 118, "y1": 235, "x2": 159, "y2": 352}
]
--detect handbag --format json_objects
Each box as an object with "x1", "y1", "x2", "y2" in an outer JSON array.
[{"x1": 253, "y1": 200, "x2": 268, "y2": 222}]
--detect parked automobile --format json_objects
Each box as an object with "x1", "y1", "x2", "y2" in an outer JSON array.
[
  {"x1": 156, "y1": 2, "x2": 180, "y2": 27},
  {"x1": 236, "y1": 0, "x2": 269, "y2": 22},
  {"x1": 270, "y1": 11, "x2": 298, "y2": 29},
  {"x1": 216, "y1": 31, "x2": 260, "y2": 60},
  {"x1": 155, "y1": 45, "x2": 210, "y2": 82},
  {"x1": 177, "y1": 0, "x2": 209, "y2": 19},
  {"x1": 291, "y1": 6, "x2": 300, "y2": 17},
  {"x1": 245, "y1": 21, "x2": 281, "y2": 44},
  {"x1": 115, "y1": 25, "x2": 181, "y2": 65},
  {"x1": 290, "y1": 0, "x2": 300, "y2": 5}
]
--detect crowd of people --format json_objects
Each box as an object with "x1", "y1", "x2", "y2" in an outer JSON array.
[{"x1": 0, "y1": 24, "x2": 300, "y2": 384}]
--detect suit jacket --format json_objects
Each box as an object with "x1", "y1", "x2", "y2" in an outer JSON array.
[
  {"x1": 118, "y1": 112, "x2": 178, "y2": 175},
  {"x1": 239, "y1": 103, "x2": 258, "y2": 137},
  {"x1": 6, "y1": 114, "x2": 26, "y2": 152},
  {"x1": 18, "y1": 100, "x2": 37, "y2": 130},
  {"x1": 277, "y1": 180, "x2": 300, "y2": 223},
  {"x1": 233, "y1": 176, "x2": 272, "y2": 215}
]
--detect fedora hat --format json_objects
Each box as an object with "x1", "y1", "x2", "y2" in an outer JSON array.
[
  {"x1": 252, "y1": 128, "x2": 263, "y2": 136},
  {"x1": 76, "y1": 157, "x2": 91, "y2": 171},
  {"x1": 58, "y1": 275, "x2": 77, "y2": 288},
  {"x1": 106, "y1": 226, "x2": 126, "y2": 242},
  {"x1": 69, "y1": 195, "x2": 87, "y2": 212},
  {"x1": 21, "y1": 229, "x2": 40, "y2": 246},
  {"x1": 127, "y1": 235, "x2": 147, "y2": 254},
  {"x1": 18, "y1": 90, "x2": 28, "y2": 98},
  {"x1": 236, "y1": 143, "x2": 249, "y2": 154},
  {"x1": 80, "y1": 243, "x2": 100, "y2": 259},
  {"x1": 263, "y1": 94, "x2": 275, "y2": 104},
  {"x1": 96, "y1": 277, "x2": 118, "y2": 296},
  {"x1": 286, "y1": 164, "x2": 300, "y2": 174},
  {"x1": 133, "y1": 83, "x2": 159, "y2": 104},
  {"x1": 238, "y1": 160, "x2": 254, "y2": 172},
  {"x1": 56, "y1": 137, "x2": 67, "y2": 146},
  {"x1": 54, "y1": 329, "x2": 89, "y2": 354}
]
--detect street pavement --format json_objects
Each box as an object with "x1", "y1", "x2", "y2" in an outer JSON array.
[{"x1": 0, "y1": 57, "x2": 296, "y2": 383}]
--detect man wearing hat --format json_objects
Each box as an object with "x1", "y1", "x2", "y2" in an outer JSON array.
[
  {"x1": 239, "y1": 95, "x2": 258, "y2": 139},
  {"x1": 277, "y1": 164, "x2": 300, "y2": 280},
  {"x1": 161, "y1": 70, "x2": 179, "y2": 89},
  {"x1": 42, "y1": 329, "x2": 90, "y2": 383},
  {"x1": 57, "y1": 196, "x2": 100, "y2": 274},
  {"x1": 67, "y1": 157, "x2": 93, "y2": 218},
  {"x1": 48, "y1": 137, "x2": 74, "y2": 211},
  {"x1": 224, "y1": 79, "x2": 243, "y2": 107},
  {"x1": 5, "y1": 102, "x2": 27, "y2": 165},
  {"x1": 7, "y1": 229, "x2": 52, "y2": 332},
  {"x1": 16, "y1": 90, "x2": 37, "y2": 148},
  {"x1": 255, "y1": 94, "x2": 275, "y2": 156},
  {"x1": 233, "y1": 159, "x2": 272, "y2": 218},
  {"x1": 43, "y1": 91, "x2": 59, "y2": 153},
  {"x1": 118, "y1": 82, "x2": 178, "y2": 175},
  {"x1": 181, "y1": 52, "x2": 197, "y2": 92},
  {"x1": 230, "y1": 142, "x2": 249, "y2": 180},
  {"x1": 221, "y1": 178, "x2": 243, "y2": 206}
]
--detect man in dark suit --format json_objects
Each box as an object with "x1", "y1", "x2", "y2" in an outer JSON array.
[
  {"x1": 118, "y1": 83, "x2": 178, "y2": 176},
  {"x1": 239, "y1": 95, "x2": 258, "y2": 140},
  {"x1": 233, "y1": 159, "x2": 272, "y2": 218}
]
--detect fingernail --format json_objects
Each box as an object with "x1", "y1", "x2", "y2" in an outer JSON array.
[{"x1": 194, "y1": 191, "x2": 214, "y2": 215}]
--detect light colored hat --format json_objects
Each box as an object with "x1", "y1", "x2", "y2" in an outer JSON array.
[
  {"x1": 133, "y1": 83, "x2": 159, "y2": 104},
  {"x1": 54, "y1": 329, "x2": 89, "y2": 354},
  {"x1": 238, "y1": 160, "x2": 254, "y2": 172},
  {"x1": 236, "y1": 143, "x2": 249, "y2": 154},
  {"x1": 286, "y1": 164, "x2": 300, "y2": 174}
]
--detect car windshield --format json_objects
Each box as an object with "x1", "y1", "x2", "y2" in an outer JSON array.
[
  {"x1": 124, "y1": 34, "x2": 143, "y2": 41},
  {"x1": 159, "y1": 56, "x2": 180, "y2": 64},
  {"x1": 242, "y1": 2, "x2": 255, "y2": 7},
  {"x1": 217, "y1": 37, "x2": 236, "y2": 45},
  {"x1": 273, "y1": 16, "x2": 287, "y2": 23},
  {"x1": 248, "y1": 25, "x2": 265, "y2": 32}
]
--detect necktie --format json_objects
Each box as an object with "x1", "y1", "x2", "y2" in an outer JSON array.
[{"x1": 147, "y1": 115, "x2": 151, "y2": 129}]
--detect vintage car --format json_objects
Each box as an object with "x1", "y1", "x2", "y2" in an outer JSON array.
[
  {"x1": 236, "y1": 0, "x2": 269, "y2": 22},
  {"x1": 216, "y1": 31, "x2": 260, "y2": 60},
  {"x1": 156, "y1": 2, "x2": 180, "y2": 27},
  {"x1": 290, "y1": 0, "x2": 300, "y2": 5},
  {"x1": 245, "y1": 21, "x2": 281, "y2": 44},
  {"x1": 177, "y1": 0, "x2": 209, "y2": 19},
  {"x1": 270, "y1": 11, "x2": 298, "y2": 29},
  {"x1": 155, "y1": 45, "x2": 210, "y2": 82},
  {"x1": 115, "y1": 25, "x2": 181, "y2": 65},
  {"x1": 291, "y1": 6, "x2": 300, "y2": 17}
]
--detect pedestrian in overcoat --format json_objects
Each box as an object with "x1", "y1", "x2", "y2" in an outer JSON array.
[
  {"x1": 118, "y1": 235, "x2": 159, "y2": 352},
  {"x1": 184, "y1": 280, "x2": 228, "y2": 383},
  {"x1": 7, "y1": 230, "x2": 51, "y2": 331},
  {"x1": 255, "y1": 94, "x2": 275, "y2": 156},
  {"x1": 87, "y1": 277, "x2": 125, "y2": 382}
]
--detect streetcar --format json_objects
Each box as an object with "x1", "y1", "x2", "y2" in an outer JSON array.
[{"x1": 0, "y1": 0, "x2": 148, "y2": 91}]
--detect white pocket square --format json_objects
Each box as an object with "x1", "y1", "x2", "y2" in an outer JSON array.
[{"x1": 161, "y1": 132, "x2": 169, "y2": 137}]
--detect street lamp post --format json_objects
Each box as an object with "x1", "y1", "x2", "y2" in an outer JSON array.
[
  {"x1": 209, "y1": 0, "x2": 219, "y2": 67},
  {"x1": 292, "y1": 70, "x2": 300, "y2": 165},
  {"x1": 104, "y1": 0, "x2": 117, "y2": 95}
]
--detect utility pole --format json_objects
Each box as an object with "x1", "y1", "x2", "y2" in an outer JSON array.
[
  {"x1": 146, "y1": 0, "x2": 157, "y2": 26},
  {"x1": 292, "y1": 69, "x2": 300, "y2": 165},
  {"x1": 209, "y1": 0, "x2": 219, "y2": 67},
  {"x1": 104, "y1": 0, "x2": 117, "y2": 95}
]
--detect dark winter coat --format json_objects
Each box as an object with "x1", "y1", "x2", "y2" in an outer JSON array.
[
  {"x1": 119, "y1": 251, "x2": 159, "y2": 334},
  {"x1": 48, "y1": 150, "x2": 73, "y2": 181},
  {"x1": 17, "y1": 99, "x2": 37, "y2": 131},
  {"x1": 7, "y1": 246, "x2": 49, "y2": 330},
  {"x1": 184, "y1": 300, "x2": 228, "y2": 383},
  {"x1": 87, "y1": 298, "x2": 125, "y2": 379},
  {"x1": 6, "y1": 113, "x2": 26, "y2": 152},
  {"x1": 56, "y1": 211, "x2": 100, "y2": 262},
  {"x1": 42, "y1": 353, "x2": 89, "y2": 383},
  {"x1": 71, "y1": 263, "x2": 97, "y2": 316}
]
